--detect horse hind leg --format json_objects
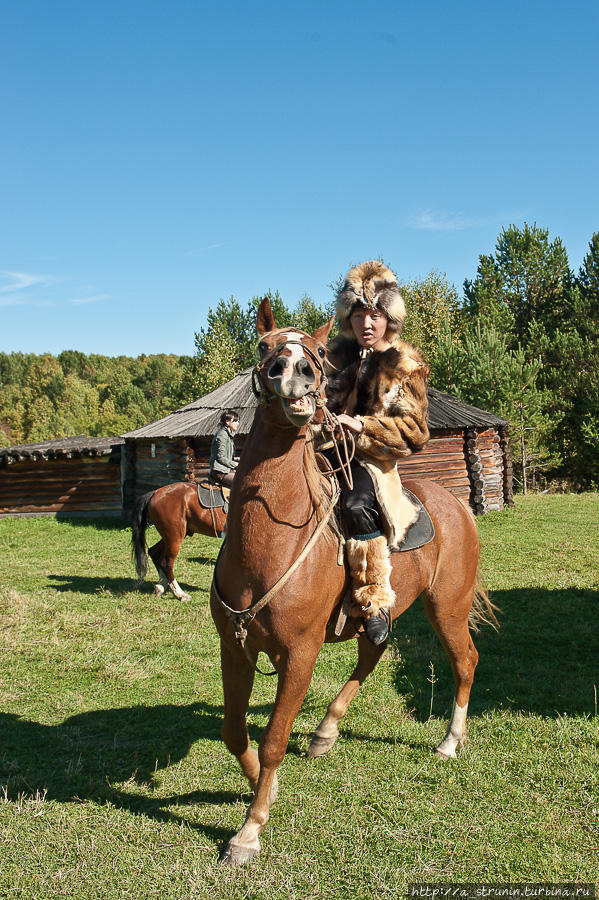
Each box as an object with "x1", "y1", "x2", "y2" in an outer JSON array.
[
  {"x1": 420, "y1": 588, "x2": 479, "y2": 759},
  {"x1": 308, "y1": 634, "x2": 386, "y2": 758},
  {"x1": 149, "y1": 537, "x2": 191, "y2": 602}
]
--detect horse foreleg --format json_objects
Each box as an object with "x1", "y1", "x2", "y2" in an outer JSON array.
[
  {"x1": 221, "y1": 648, "x2": 319, "y2": 867},
  {"x1": 220, "y1": 640, "x2": 260, "y2": 790},
  {"x1": 421, "y1": 589, "x2": 479, "y2": 759},
  {"x1": 308, "y1": 634, "x2": 386, "y2": 758}
]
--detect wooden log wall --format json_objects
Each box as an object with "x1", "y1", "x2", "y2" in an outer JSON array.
[
  {"x1": 0, "y1": 455, "x2": 122, "y2": 516},
  {"x1": 128, "y1": 439, "x2": 188, "y2": 502},
  {"x1": 475, "y1": 427, "x2": 505, "y2": 512},
  {"x1": 185, "y1": 431, "x2": 474, "y2": 507},
  {"x1": 396, "y1": 430, "x2": 471, "y2": 506},
  {"x1": 186, "y1": 439, "x2": 211, "y2": 480},
  {"x1": 128, "y1": 427, "x2": 512, "y2": 516},
  {"x1": 499, "y1": 426, "x2": 514, "y2": 507}
]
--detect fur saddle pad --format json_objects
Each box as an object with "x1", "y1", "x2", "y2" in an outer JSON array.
[
  {"x1": 197, "y1": 480, "x2": 230, "y2": 511},
  {"x1": 392, "y1": 489, "x2": 435, "y2": 552}
]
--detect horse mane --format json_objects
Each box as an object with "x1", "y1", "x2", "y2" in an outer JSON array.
[
  {"x1": 302, "y1": 430, "x2": 344, "y2": 545},
  {"x1": 302, "y1": 432, "x2": 331, "y2": 522}
]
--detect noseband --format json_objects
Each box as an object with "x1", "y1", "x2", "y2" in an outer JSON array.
[
  {"x1": 251, "y1": 335, "x2": 355, "y2": 492},
  {"x1": 251, "y1": 338, "x2": 328, "y2": 408}
]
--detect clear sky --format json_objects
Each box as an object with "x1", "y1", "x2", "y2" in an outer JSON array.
[{"x1": 2, "y1": 0, "x2": 598, "y2": 357}]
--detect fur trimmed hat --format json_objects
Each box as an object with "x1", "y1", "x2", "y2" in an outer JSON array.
[{"x1": 336, "y1": 260, "x2": 406, "y2": 338}]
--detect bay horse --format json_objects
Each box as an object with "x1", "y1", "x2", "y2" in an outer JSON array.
[
  {"x1": 211, "y1": 298, "x2": 496, "y2": 866},
  {"x1": 131, "y1": 482, "x2": 226, "y2": 601}
]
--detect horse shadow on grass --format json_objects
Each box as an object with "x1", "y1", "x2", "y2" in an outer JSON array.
[
  {"x1": 325, "y1": 586, "x2": 598, "y2": 751},
  {"x1": 0, "y1": 700, "x2": 270, "y2": 847},
  {"x1": 386, "y1": 586, "x2": 599, "y2": 721},
  {"x1": 46, "y1": 574, "x2": 200, "y2": 597},
  {"x1": 54, "y1": 516, "x2": 127, "y2": 531}
]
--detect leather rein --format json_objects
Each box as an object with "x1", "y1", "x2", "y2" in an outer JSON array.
[{"x1": 212, "y1": 336, "x2": 353, "y2": 675}]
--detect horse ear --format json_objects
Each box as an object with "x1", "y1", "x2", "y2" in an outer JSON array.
[
  {"x1": 257, "y1": 298, "x2": 277, "y2": 335},
  {"x1": 311, "y1": 316, "x2": 335, "y2": 345}
]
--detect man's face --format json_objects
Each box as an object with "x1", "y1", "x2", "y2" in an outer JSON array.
[
  {"x1": 227, "y1": 418, "x2": 240, "y2": 432},
  {"x1": 350, "y1": 306, "x2": 388, "y2": 349}
]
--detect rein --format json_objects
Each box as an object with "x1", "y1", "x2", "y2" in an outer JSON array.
[
  {"x1": 212, "y1": 475, "x2": 341, "y2": 675},
  {"x1": 251, "y1": 339, "x2": 355, "y2": 489},
  {"x1": 213, "y1": 332, "x2": 353, "y2": 675}
]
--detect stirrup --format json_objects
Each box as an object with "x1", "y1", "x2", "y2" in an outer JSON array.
[{"x1": 363, "y1": 607, "x2": 391, "y2": 646}]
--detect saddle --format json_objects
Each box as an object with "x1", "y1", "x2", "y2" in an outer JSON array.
[
  {"x1": 197, "y1": 479, "x2": 230, "y2": 512},
  {"x1": 392, "y1": 488, "x2": 435, "y2": 552}
]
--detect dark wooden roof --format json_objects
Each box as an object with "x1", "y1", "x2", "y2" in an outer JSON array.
[
  {"x1": 122, "y1": 371, "x2": 507, "y2": 440},
  {"x1": 0, "y1": 435, "x2": 124, "y2": 464},
  {"x1": 427, "y1": 388, "x2": 508, "y2": 429}
]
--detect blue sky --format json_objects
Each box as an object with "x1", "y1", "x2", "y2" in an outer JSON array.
[{"x1": 2, "y1": 0, "x2": 598, "y2": 356}]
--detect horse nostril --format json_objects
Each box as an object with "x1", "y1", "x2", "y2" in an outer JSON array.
[
  {"x1": 296, "y1": 359, "x2": 315, "y2": 381},
  {"x1": 268, "y1": 359, "x2": 287, "y2": 379}
]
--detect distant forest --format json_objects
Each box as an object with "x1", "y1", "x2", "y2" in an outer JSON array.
[{"x1": 1, "y1": 224, "x2": 598, "y2": 489}]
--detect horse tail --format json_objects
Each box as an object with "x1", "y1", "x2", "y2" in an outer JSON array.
[
  {"x1": 131, "y1": 491, "x2": 155, "y2": 580},
  {"x1": 468, "y1": 564, "x2": 500, "y2": 632}
]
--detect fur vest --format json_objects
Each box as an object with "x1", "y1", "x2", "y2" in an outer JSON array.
[{"x1": 325, "y1": 334, "x2": 430, "y2": 548}]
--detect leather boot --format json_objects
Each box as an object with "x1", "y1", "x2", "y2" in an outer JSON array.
[{"x1": 346, "y1": 535, "x2": 395, "y2": 645}]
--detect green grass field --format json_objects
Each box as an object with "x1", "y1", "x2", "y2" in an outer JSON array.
[{"x1": 1, "y1": 494, "x2": 598, "y2": 899}]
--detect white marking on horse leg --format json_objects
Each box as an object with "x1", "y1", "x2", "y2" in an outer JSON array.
[
  {"x1": 168, "y1": 579, "x2": 192, "y2": 602},
  {"x1": 154, "y1": 573, "x2": 168, "y2": 597},
  {"x1": 307, "y1": 711, "x2": 340, "y2": 757},
  {"x1": 435, "y1": 700, "x2": 468, "y2": 759},
  {"x1": 220, "y1": 769, "x2": 278, "y2": 866}
]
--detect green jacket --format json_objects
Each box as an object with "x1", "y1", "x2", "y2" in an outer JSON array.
[{"x1": 210, "y1": 426, "x2": 237, "y2": 475}]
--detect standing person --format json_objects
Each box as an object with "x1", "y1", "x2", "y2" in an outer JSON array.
[
  {"x1": 210, "y1": 410, "x2": 240, "y2": 487},
  {"x1": 325, "y1": 260, "x2": 430, "y2": 645}
]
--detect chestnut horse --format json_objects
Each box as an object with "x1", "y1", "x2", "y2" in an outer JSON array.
[
  {"x1": 131, "y1": 482, "x2": 226, "y2": 601},
  {"x1": 211, "y1": 299, "x2": 495, "y2": 866}
]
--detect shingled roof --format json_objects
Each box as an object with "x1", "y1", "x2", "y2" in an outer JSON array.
[
  {"x1": 121, "y1": 371, "x2": 507, "y2": 440},
  {"x1": 0, "y1": 435, "x2": 124, "y2": 464}
]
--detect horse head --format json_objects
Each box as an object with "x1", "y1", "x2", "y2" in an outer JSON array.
[{"x1": 254, "y1": 298, "x2": 335, "y2": 426}]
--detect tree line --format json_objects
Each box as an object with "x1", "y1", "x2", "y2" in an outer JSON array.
[
  {"x1": 1, "y1": 223, "x2": 598, "y2": 489},
  {"x1": 0, "y1": 351, "x2": 194, "y2": 447}
]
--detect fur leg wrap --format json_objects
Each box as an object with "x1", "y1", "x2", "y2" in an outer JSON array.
[{"x1": 346, "y1": 535, "x2": 395, "y2": 617}]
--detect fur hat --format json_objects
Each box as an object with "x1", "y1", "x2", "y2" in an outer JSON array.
[{"x1": 336, "y1": 260, "x2": 406, "y2": 338}]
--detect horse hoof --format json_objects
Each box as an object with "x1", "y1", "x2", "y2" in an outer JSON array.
[
  {"x1": 219, "y1": 842, "x2": 260, "y2": 867},
  {"x1": 434, "y1": 748, "x2": 454, "y2": 761},
  {"x1": 154, "y1": 584, "x2": 165, "y2": 598},
  {"x1": 435, "y1": 734, "x2": 466, "y2": 760},
  {"x1": 178, "y1": 593, "x2": 192, "y2": 602},
  {"x1": 307, "y1": 733, "x2": 338, "y2": 758}
]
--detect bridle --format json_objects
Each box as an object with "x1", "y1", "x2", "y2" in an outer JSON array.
[
  {"x1": 251, "y1": 335, "x2": 355, "y2": 489},
  {"x1": 212, "y1": 332, "x2": 356, "y2": 674},
  {"x1": 251, "y1": 338, "x2": 328, "y2": 409}
]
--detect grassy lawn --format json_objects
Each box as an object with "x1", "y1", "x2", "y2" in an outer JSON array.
[{"x1": 0, "y1": 494, "x2": 597, "y2": 898}]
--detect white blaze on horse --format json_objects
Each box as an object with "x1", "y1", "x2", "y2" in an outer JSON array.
[{"x1": 210, "y1": 298, "x2": 496, "y2": 867}]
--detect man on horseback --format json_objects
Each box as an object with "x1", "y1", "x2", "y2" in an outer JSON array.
[
  {"x1": 325, "y1": 260, "x2": 430, "y2": 645},
  {"x1": 210, "y1": 410, "x2": 240, "y2": 487}
]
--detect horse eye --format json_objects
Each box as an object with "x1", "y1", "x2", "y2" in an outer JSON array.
[
  {"x1": 258, "y1": 342, "x2": 267, "y2": 355},
  {"x1": 318, "y1": 346, "x2": 326, "y2": 358}
]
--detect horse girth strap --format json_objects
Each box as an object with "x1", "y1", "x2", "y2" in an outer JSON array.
[{"x1": 212, "y1": 478, "x2": 340, "y2": 673}]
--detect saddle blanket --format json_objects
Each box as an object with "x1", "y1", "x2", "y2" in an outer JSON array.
[{"x1": 197, "y1": 480, "x2": 230, "y2": 511}]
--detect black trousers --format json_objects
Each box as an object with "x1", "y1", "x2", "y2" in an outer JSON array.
[
  {"x1": 211, "y1": 470, "x2": 235, "y2": 487},
  {"x1": 323, "y1": 451, "x2": 382, "y2": 539}
]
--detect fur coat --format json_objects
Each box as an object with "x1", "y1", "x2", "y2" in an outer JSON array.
[{"x1": 325, "y1": 333, "x2": 430, "y2": 548}]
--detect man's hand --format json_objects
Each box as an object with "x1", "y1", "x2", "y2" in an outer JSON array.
[{"x1": 336, "y1": 413, "x2": 363, "y2": 434}]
